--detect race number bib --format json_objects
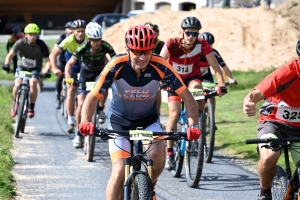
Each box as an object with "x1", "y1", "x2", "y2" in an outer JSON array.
[
  {"x1": 85, "y1": 82, "x2": 96, "y2": 92},
  {"x1": 172, "y1": 62, "x2": 193, "y2": 75},
  {"x1": 275, "y1": 101, "x2": 300, "y2": 122},
  {"x1": 21, "y1": 57, "x2": 36, "y2": 68},
  {"x1": 200, "y1": 67, "x2": 209, "y2": 76}
]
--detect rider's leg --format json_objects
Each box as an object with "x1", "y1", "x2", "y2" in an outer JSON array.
[
  {"x1": 165, "y1": 95, "x2": 181, "y2": 170},
  {"x1": 188, "y1": 79, "x2": 204, "y2": 111},
  {"x1": 55, "y1": 74, "x2": 64, "y2": 108},
  {"x1": 73, "y1": 92, "x2": 85, "y2": 148},
  {"x1": 11, "y1": 77, "x2": 22, "y2": 117},
  {"x1": 106, "y1": 158, "x2": 125, "y2": 200},
  {"x1": 98, "y1": 90, "x2": 108, "y2": 124},
  {"x1": 257, "y1": 124, "x2": 282, "y2": 197},
  {"x1": 27, "y1": 70, "x2": 39, "y2": 118}
]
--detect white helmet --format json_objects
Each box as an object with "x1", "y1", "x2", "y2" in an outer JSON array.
[{"x1": 85, "y1": 22, "x2": 103, "y2": 39}]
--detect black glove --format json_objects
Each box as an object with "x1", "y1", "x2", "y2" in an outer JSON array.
[
  {"x1": 2, "y1": 64, "x2": 10, "y2": 73},
  {"x1": 216, "y1": 86, "x2": 227, "y2": 95},
  {"x1": 43, "y1": 71, "x2": 51, "y2": 78}
]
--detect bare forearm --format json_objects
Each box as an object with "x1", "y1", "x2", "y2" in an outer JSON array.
[
  {"x1": 5, "y1": 51, "x2": 16, "y2": 65},
  {"x1": 180, "y1": 90, "x2": 198, "y2": 125},
  {"x1": 81, "y1": 93, "x2": 99, "y2": 123},
  {"x1": 243, "y1": 89, "x2": 265, "y2": 104},
  {"x1": 223, "y1": 66, "x2": 233, "y2": 79}
]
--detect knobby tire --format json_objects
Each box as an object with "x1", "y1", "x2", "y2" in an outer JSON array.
[
  {"x1": 272, "y1": 166, "x2": 288, "y2": 200},
  {"x1": 130, "y1": 174, "x2": 151, "y2": 200},
  {"x1": 204, "y1": 101, "x2": 215, "y2": 163},
  {"x1": 185, "y1": 110, "x2": 205, "y2": 188},
  {"x1": 171, "y1": 122, "x2": 185, "y2": 177},
  {"x1": 15, "y1": 91, "x2": 26, "y2": 138}
]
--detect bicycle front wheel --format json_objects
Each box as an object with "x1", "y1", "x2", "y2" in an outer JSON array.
[
  {"x1": 185, "y1": 110, "x2": 205, "y2": 188},
  {"x1": 15, "y1": 91, "x2": 26, "y2": 138},
  {"x1": 130, "y1": 174, "x2": 152, "y2": 200},
  {"x1": 272, "y1": 166, "x2": 288, "y2": 200},
  {"x1": 171, "y1": 139, "x2": 185, "y2": 178},
  {"x1": 204, "y1": 101, "x2": 215, "y2": 163}
]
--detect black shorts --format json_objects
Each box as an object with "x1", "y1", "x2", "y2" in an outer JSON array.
[
  {"x1": 257, "y1": 121, "x2": 300, "y2": 138},
  {"x1": 167, "y1": 75, "x2": 201, "y2": 98},
  {"x1": 77, "y1": 72, "x2": 100, "y2": 95}
]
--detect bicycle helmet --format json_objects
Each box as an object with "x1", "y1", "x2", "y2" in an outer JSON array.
[
  {"x1": 297, "y1": 39, "x2": 300, "y2": 56},
  {"x1": 85, "y1": 22, "x2": 103, "y2": 39},
  {"x1": 12, "y1": 26, "x2": 21, "y2": 34},
  {"x1": 125, "y1": 25, "x2": 157, "y2": 50},
  {"x1": 200, "y1": 32, "x2": 215, "y2": 45},
  {"x1": 71, "y1": 19, "x2": 86, "y2": 29},
  {"x1": 24, "y1": 23, "x2": 40, "y2": 34},
  {"x1": 144, "y1": 22, "x2": 159, "y2": 33},
  {"x1": 181, "y1": 17, "x2": 201, "y2": 30},
  {"x1": 65, "y1": 21, "x2": 73, "y2": 29}
]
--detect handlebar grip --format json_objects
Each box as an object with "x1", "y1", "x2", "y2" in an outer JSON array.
[{"x1": 245, "y1": 138, "x2": 269, "y2": 144}]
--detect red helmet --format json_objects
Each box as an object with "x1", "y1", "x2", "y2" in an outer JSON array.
[{"x1": 125, "y1": 25, "x2": 157, "y2": 50}]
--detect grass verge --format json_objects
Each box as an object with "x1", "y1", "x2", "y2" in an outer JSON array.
[{"x1": 0, "y1": 85, "x2": 15, "y2": 200}]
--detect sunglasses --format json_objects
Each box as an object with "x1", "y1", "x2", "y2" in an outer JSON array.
[
  {"x1": 185, "y1": 31, "x2": 199, "y2": 37},
  {"x1": 90, "y1": 38, "x2": 102, "y2": 42},
  {"x1": 130, "y1": 49, "x2": 153, "y2": 56}
]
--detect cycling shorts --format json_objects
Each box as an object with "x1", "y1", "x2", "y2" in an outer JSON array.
[
  {"x1": 200, "y1": 73, "x2": 214, "y2": 83},
  {"x1": 258, "y1": 121, "x2": 300, "y2": 164},
  {"x1": 108, "y1": 111, "x2": 162, "y2": 161},
  {"x1": 168, "y1": 75, "x2": 201, "y2": 102},
  {"x1": 77, "y1": 74, "x2": 100, "y2": 95},
  {"x1": 64, "y1": 51, "x2": 81, "y2": 75},
  {"x1": 15, "y1": 66, "x2": 41, "y2": 80}
]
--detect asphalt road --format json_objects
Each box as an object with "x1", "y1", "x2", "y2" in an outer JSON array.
[{"x1": 11, "y1": 82, "x2": 260, "y2": 200}]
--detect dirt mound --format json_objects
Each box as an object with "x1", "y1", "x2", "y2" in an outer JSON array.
[{"x1": 103, "y1": 7, "x2": 300, "y2": 71}]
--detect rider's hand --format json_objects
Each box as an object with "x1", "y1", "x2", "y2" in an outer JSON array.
[
  {"x1": 53, "y1": 68, "x2": 62, "y2": 76},
  {"x1": 2, "y1": 64, "x2": 10, "y2": 73},
  {"x1": 42, "y1": 72, "x2": 51, "y2": 78},
  {"x1": 79, "y1": 122, "x2": 95, "y2": 135},
  {"x1": 229, "y1": 79, "x2": 237, "y2": 85},
  {"x1": 65, "y1": 78, "x2": 74, "y2": 84},
  {"x1": 187, "y1": 125, "x2": 201, "y2": 141},
  {"x1": 243, "y1": 93, "x2": 256, "y2": 117},
  {"x1": 216, "y1": 86, "x2": 227, "y2": 95}
]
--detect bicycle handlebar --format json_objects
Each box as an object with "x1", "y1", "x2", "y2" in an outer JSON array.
[
  {"x1": 245, "y1": 138, "x2": 300, "y2": 144},
  {"x1": 92, "y1": 127, "x2": 187, "y2": 141}
]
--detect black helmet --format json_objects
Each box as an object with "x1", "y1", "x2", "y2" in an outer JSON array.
[
  {"x1": 200, "y1": 32, "x2": 215, "y2": 45},
  {"x1": 181, "y1": 17, "x2": 201, "y2": 30},
  {"x1": 12, "y1": 26, "x2": 21, "y2": 34},
  {"x1": 71, "y1": 19, "x2": 86, "y2": 29},
  {"x1": 297, "y1": 39, "x2": 300, "y2": 56},
  {"x1": 65, "y1": 21, "x2": 73, "y2": 29},
  {"x1": 144, "y1": 22, "x2": 159, "y2": 32}
]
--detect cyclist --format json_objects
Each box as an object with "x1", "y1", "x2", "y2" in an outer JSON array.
[
  {"x1": 144, "y1": 22, "x2": 165, "y2": 126},
  {"x1": 199, "y1": 32, "x2": 236, "y2": 84},
  {"x1": 160, "y1": 16, "x2": 227, "y2": 170},
  {"x1": 50, "y1": 19, "x2": 87, "y2": 133},
  {"x1": 54, "y1": 21, "x2": 74, "y2": 109},
  {"x1": 78, "y1": 25, "x2": 201, "y2": 200},
  {"x1": 65, "y1": 22, "x2": 116, "y2": 148},
  {"x1": 3, "y1": 23, "x2": 51, "y2": 118},
  {"x1": 243, "y1": 39, "x2": 300, "y2": 200},
  {"x1": 6, "y1": 26, "x2": 24, "y2": 74}
]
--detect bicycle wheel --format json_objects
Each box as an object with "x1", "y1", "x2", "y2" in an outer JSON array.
[
  {"x1": 185, "y1": 110, "x2": 205, "y2": 188},
  {"x1": 15, "y1": 91, "x2": 26, "y2": 138},
  {"x1": 85, "y1": 111, "x2": 97, "y2": 161},
  {"x1": 271, "y1": 166, "x2": 288, "y2": 200},
  {"x1": 204, "y1": 101, "x2": 215, "y2": 163},
  {"x1": 60, "y1": 95, "x2": 64, "y2": 116},
  {"x1": 171, "y1": 122, "x2": 185, "y2": 177},
  {"x1": 20, "y1": 101, "x2": 28, "y2": 133},
  {"x1": 130, "y1": 174, "x2": 151, "y2": 200}
]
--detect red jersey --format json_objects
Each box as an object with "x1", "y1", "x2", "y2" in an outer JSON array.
[
  {"x1": 255, "y1": 59, "x2": 300, "y2": 127},
  {"x1": 161, "y1": 37, "x2": 212, "y2": 79}
]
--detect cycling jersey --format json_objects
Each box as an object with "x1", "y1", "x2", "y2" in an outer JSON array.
[
  {"x1": 56, "y1": 33, "x2": 68, "y2": 66},
  {"x1": 11, "y1": 37, "x2": 49, "y2": 69},
  {"x1": 161, "y1": 37, "x2": 212, "y2": 79},
  {"x1": 58, "y1": 33, "x2": 88, "y2": 54},
  {"x1": 255, "y1": 59, "x2": 300, "y2": 128},
  {"x1": 91, "y1": 54, "x2": 186, "y2": 120},
  {"x1": 72, "y1": 40, "x2": 116, "y2": 73},
  {"x1": 198, "y1": 48, "x2": 227, "y2": 76},
  {"x1": 6, "y1": 33, "x2": 24, "y2": 52}
]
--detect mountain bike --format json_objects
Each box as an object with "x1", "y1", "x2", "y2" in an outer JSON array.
[
  {"x1": 93, "y1": 127, "x2": 187, "y2": 200},
  {"x1": 246, "y1": 137, "x2": 300, "y2": 200},
  {"x1": 14, "y1": 71, "x2": 33, "y2": 138},
  {"x1": 60, "y1": 80, "x2": 68, "y2": 119}
]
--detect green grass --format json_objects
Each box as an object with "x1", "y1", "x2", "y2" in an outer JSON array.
[{"x1": 0, "y1": 85, "x2": 15, "y2": 200}]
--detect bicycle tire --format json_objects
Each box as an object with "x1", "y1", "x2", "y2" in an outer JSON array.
[
  {"x1": 204, "y1": 101, "x2": 215, "y2": 163},
  {"x1": 20, "y1": 112, "x2": 27, "y2": 133},
  {"x1": 15, "y1": 91, "x2": 26, "y2": 138},
  {"x1": 171, "y1": 122, "x2": 185, "y2": 177},
  {"x1": 271, "y1": 166, "x2": 288, "y2": 200},
  {"x1": 131, "y1": 173, "x2": 151, "y2": 200},
  {"x1": 185, "y1": 110, "x2": 205, "y2": 188},
  {"x1": 60, "y1": 95, "x2": 64, "y2": 116},
  {"x1": 85, "y1": 111, "x2": 97, "y2": 161}
]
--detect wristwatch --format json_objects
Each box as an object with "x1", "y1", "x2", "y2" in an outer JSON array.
[{"x1": 190, "y1": 124, "x2": 199, "y2": 128}]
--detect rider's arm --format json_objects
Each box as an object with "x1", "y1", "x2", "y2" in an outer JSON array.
[
  {"x1": 81, "y1": 93, "x2": 99, "y2": 123},
  {"x1": 43, "y1": 57, "x2": 51, "y2": 73},
  {"x1": 159, "y1": 49, "x2": 169, "y2": 60},
  {"x1": 65, "y1": 57, "x2": 77, "y2": 79},
  {"x1": 178, "y1": 88, "x2": 199, "y2": 126},
  {"x1": 4, "y1": 50, "x2": 16, "y2": 65},
  {"x1": 243, "y1": 89, "x2": 265, "y2": 117},
  {"x1": 212, "y1": 49, "x2": 235, "y2": 82},
  {"x1": 206, "y1": 53, "x2": 225, "y2": 87},
  {"x1": 222, "y1": 66, "x2": 234, "y2": 80},
  {"x1": 49, "y1": 46, "x2": 63, "y2": 75}
]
